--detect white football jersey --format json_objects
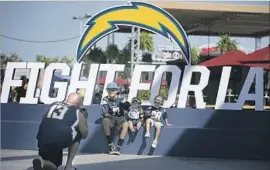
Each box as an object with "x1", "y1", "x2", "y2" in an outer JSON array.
[{"x1": 128, "y1": 106, "x2": 140, "y2": 119}]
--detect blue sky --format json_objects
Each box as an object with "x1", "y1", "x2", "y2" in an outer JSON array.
[{"x1": 0, "y1": 1, "x2": 269, "y2": 61}]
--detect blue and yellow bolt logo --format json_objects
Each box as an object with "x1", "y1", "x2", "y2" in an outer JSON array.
[{"x1": 77, "y1": 2, "x2": 191, "y2": 64}]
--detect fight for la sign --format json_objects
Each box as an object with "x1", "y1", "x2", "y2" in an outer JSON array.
[
  {"x1": 0, "y1": 2, "x2": 265, "y2": 111},
  {"x1": 0, "y1": 62, "x2": 264, "y2": 111}
]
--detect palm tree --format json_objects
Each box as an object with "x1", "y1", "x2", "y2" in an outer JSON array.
[
  {"x1": 217, "y1": 33, "x2": 238, "y2": 54},
  {"x1": 217, "y1": 33, "x2": 239, "y2": 96},
  {"x1": 106, "y1": 44, "x2": 120, "y2": 63},
  {"x1": 127, "y1": 31, "x2": 154, "y2": 53},
  {"x1": 60, "y1": 56, "x2": 74, "y2": 66},
  {"x1": 36, "y1": 55, "x2": 47, "y2": 64},
  {"x1": 191, "y1": 46, "x2": 200, "y2": 65},
  {"x1": 36, "y1": 55, "x2": 59, "y2": 66},
  {"x1": 140, "y1": 31, "x2": 154, "y2": 52}
]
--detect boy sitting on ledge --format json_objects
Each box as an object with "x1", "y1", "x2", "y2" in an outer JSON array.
[
  {"x1": 144, "y1": 95, "x2": 172, "y2": 148},
  {"x1": 126, "y1": 97, "x2": 144, "y2": 133},
  {"x1": 100, "y1": 82, "x2": 130, "y2": 155}
]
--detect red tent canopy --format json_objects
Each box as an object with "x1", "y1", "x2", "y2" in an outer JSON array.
[
  {"x1": 199, "y1": 50, "x2": 247, "y2": 67},
  {"x1": 239, "y1": 46, "x2": 270, "y2": 63},
  {"x1": 97, "y1": 77, "x2": 130, "y2": 86},
  {"x1": 238, "y1": 46, "x2": 270, "y2": 70},
  {"x1": 144, "y1": 80, "x2": 167, "y2": 86},
  {"x1": 97, "y1": 77, "x2": 105, "y2": 84},
  {"x1": 116, "y1": 78, "x2": 130, "y2": 86}
]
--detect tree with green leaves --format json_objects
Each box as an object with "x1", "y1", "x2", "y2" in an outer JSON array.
[
  {"x1": 85, "y1": 47, "x2": 106, "y2": 63},
  {"x1": 36, "y1": 55, "x2": 73, "y2": 66},
  {"x1": 217, "y1": 33, "x2": 238, "y2": 54},
  {"x1": 116, "y1": 46, "x2": 130, "y2": 64},
  {"x1": 36, "y1": 55, "x2": 58, "y2": 66},
  {"x1": 60, "y1": 56, "x2": 74, "y2": 66},
  {"x1": 1, "y1": 53, "x2": 22, "y2": 68},
  {"x1": 82, "y1": 47, "x2": 107, "y2": 77},
  {"x1": 0, "y1": 53, "x2": 6, "y2": 68},
  {"x1": 106, "y1": 44, "x2": 120, "y2": 63},
  {"x1": 191, "y1": 46, "x2": 200, "y2": 65}
]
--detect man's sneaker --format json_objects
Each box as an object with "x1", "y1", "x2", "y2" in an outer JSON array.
[
  {"x1": 144, "y1": 132, "x2": 150, "y2": 138},
  {"x1": 114, "y1": 145, "x2": 121, "y2": 155},
  {"x1": 108, "y1": 143, "x2": 115, "y2": 155},
  {"x1": 32, "y1": 158, "x2": 43, "y2": 170},
  {"x1": 151, "y1": 140, "x2": 158, "y2": 148}
]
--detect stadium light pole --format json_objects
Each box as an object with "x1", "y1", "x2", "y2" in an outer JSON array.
[
  {"x1": 73, "y1": 14, "x2": 92, "y2": 75},
  {"x1": 72, "y1": 14, "x2": 92, "y2": 36}
]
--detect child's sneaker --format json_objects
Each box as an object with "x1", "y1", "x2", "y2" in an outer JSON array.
[
  {"x1": 151, "y1": 140, "x2": 158, "y2": 148},
  {"x1": 144, "y1": 132, "x2": 150, "y2": 138}
]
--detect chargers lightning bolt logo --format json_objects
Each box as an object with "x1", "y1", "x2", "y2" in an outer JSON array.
[{"x1": 77, "y1": 2, "x2": 191, "y2": 64}]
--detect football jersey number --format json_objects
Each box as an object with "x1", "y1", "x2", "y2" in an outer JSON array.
[
  {"x1": 151, "y1": 111, "x2": 162, "y2": 120},
  {"x1": 47, "y1": 104, "x2": 68, "y2": 120}
]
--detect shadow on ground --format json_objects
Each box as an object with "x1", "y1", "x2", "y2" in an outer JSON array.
[{"x1": 24, "y1": 155, "x2": 270, "y2": 170}]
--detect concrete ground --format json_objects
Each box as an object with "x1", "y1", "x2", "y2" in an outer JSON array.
[{"x1": 1, "y1": 149, "x2": 269, "y2": 170}]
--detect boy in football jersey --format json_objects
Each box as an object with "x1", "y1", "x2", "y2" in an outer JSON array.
[
  {"x1": 144, "y1": 95, "x2": 172, "y2": 148},
  {"x1": 100, "y1": 82, "x2": 130, "y2": 155},
  {"x1": 126, "y1": 97, "x2": 144, "y2": 133},
  {"x1": 32, "y1": 93, "x2": 88, "y2": 170}
]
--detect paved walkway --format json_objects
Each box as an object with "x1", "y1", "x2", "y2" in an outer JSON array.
[{"x1": 1, "y1": 150, "x2": 269, "y2": 170}]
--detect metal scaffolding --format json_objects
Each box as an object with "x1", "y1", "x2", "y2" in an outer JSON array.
[
  {"x1": 107, "y1": 33, "x2": 115, "y2": 46},
  {"x1": 130, "y1": 27, "x2": 141, "y2": 78}
]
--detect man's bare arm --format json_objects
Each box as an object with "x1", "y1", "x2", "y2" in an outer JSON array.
[{"x1": 78, "y1": 111, "x2": 88, "y2": 139}]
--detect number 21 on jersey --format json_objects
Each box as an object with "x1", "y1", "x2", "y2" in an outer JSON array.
[{"x1": 47, "y1": 104, "x2": 68, "y2": 120}]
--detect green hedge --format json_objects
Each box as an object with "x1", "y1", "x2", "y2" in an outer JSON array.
[{"x1": 138, "y1": 88, "x2": 168, "y2": 100}]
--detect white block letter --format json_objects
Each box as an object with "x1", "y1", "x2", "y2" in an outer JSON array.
[
  {"x1": 215, "y1": 67, "x2": 236, "y2": 109},
  {"x1": 1, "y1": 62, "x2": 27, "y2": 103},
  {"x1": 128, "y1": 65, "x2": 156, "y2": 105},
  {"x1": 67, "y1": 63, "x2": 99, "y2": 105},
  {"x1": 178, "y1": 66, "x2": 210, "y2": 109},
  {"x1": 40, "y1": 63, "x2": 70, "y2": 104},
  {"x1": 233, "y1": 67, "x2": 264, "y2": 111},
  {"x1": 150, "y1": 65, "x2": 181, "y2": 107},
  {"x1": 20, "y1": 62, "x2": 45, "y2": 104}
]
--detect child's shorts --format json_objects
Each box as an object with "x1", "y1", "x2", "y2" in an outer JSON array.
[
  {"x1": 149, "y1": 119, "x2": 164, "y2": 128},
  {"x1": 127, "y1": 118, "x2": 140, "y2": 126}
]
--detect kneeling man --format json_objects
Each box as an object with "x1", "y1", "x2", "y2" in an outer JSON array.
[{"x1": 33, "y1": 93, "x2": 88, "y2": 170}]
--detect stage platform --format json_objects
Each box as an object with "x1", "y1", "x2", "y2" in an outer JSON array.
[{"x1": 1, "y1": 150, "x2": 270, "y2": 170}]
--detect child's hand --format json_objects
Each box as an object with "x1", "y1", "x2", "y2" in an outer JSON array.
[{"x1": 167, "y1": 124, "x2": 172, "y2": 127}]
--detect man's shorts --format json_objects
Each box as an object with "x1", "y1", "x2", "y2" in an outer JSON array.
[
  {"x1": 38, "y1": 133, "x2": 81, "y2": 167},
  {"x1": 105, "y1": 116, "x2": 127, "y2": 127},
  {"x1": 149, "y1": 119, "x2": 163, "y2": 128}
]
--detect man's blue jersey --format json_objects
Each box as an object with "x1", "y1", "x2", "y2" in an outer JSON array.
[{"x1": 37, "y1": 102, "x2": 79, "y2": 147}]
